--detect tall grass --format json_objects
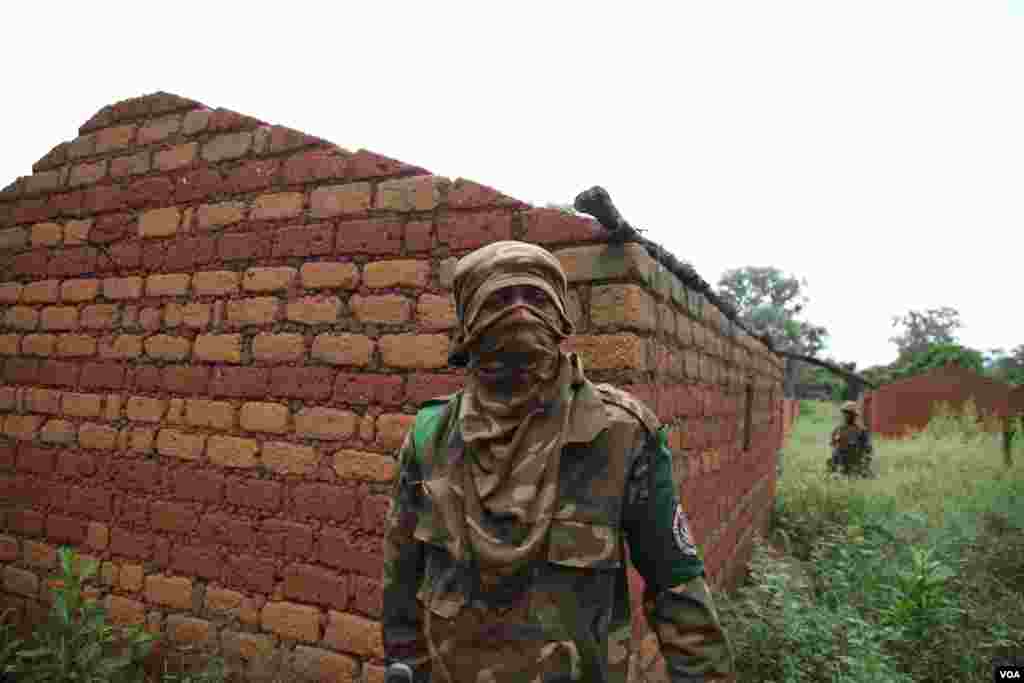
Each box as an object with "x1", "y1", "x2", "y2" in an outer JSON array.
[{"x1": 718, "y1": 400, "x2": 1024, "y2": 683}]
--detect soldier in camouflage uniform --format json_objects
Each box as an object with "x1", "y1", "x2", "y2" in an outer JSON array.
[
  {"x1": 829, "y1": 401, "x2": 874, "y2": 478},
  {"x1": 383, "y1": 241, "x2": 735, "y2": 682}
]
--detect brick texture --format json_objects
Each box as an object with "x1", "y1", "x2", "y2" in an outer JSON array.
[{"x1": 0, "y1": 92, "x2": 782, "y2": 682}]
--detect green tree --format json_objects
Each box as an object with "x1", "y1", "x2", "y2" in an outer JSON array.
[
  {"x1": 716, "y1": 266, "x2": 830, "y2": 396},
  {"x1": 986, "y1": 345, "x2": 1024, "y2": 385},
  {"x1": 716, "y1": 267, "x2": 829, "y2": 354},
  {"x1": 895, "y1": 343, "x2": 985, "y2": 380},
  {"x1": 889, "y1": 307, "x2": 963, "y2": 363}
]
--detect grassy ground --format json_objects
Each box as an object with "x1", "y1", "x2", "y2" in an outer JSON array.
[{"x1": 717, "y1": 400, "x2": 1024, "y2": 683}]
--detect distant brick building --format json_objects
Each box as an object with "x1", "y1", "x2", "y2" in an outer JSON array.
[
  {"x1": 867, "y1": 364, "x2": 1018, "y2": 438},
  {"x1": 0, "y1": 92, "x2": 787, "y2": 681}
]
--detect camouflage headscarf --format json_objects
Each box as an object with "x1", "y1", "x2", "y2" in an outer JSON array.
[{"x1": 430, "y1": 241, "x2": 582, "y2": 578}]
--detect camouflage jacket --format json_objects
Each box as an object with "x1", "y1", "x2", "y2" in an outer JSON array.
[
  {"x1": 383, "y1": 380, "x2": 735, "y2": 683},
  {"x1": 830, "y1": 424, "x2": 873, "y2": 459}
]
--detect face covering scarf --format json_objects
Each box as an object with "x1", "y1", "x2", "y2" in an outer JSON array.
[{"x1": 424, "y1": 243, "x2": 582, "y2": 582}]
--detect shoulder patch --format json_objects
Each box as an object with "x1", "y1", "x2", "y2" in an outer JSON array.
[
  {"x1": 593, "y1": 383, "x2": 661, "y2": 434},
  {"x1": 672, "y1": 504, "x2": 698, "y2": 556}
]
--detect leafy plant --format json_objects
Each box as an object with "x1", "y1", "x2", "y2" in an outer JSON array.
[
  {"x1": 15, "y1": 547, "x2": 156, "y2": 683},
  {"x1": 880, "y1": 546, "x2": 963, "y2": 640}
]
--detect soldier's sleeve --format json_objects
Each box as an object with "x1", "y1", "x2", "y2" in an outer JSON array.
[
  {"x1": 382, "y1": 430, "x2": 430, "y2": 676},
  {"x1": 622, "y1": 428, "x2": 736, "y2": 682}
]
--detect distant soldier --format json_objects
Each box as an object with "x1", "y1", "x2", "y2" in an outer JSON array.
[{"x1": 829, "y1": 401, "x2": 874, "y2": 477}]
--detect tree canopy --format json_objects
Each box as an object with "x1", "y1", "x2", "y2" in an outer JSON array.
[
  {"x1": 889, "y1": 307, "x2": 963, "y2": 362},
  {"x1": 716, "y1": 266, "x2": 829, "y2": 357}
]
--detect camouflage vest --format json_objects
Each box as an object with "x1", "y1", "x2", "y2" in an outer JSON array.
[
  {"x1": 409, "y1": 380, "x2": 658, "y2": 683},
  {"x1": 833, "y1": 424, "x2": 866, "y2": 455}
]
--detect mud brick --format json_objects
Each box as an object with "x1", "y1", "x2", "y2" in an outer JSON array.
[
  {"x1": 272, "y1": 222, "x2": 336, "y2": 258},
  {"x1": 267, "y1": 125, "x2": 323, "y2": 154},
  {"x1": 117, "y1": 496, "x2": 150, "y2": 527},
  {"x1": 284, "y1": 564, "x2": 349, "y2": 610},
  {"x1": 318, "y1": 529, "x2": 382, "y2": 576},
  {"x1": 437, "y1": 211, "x2": 513, "y2": 250},
  {"x1": 151, "y1": 501, "x2": 199, "y2": 534},
  {"x1": 267, "y1": 366, "x2": 335, "y2": 401},
  {"x1": 65, "y1": 485, "x2": 112, "y2": 520},
  {"x1": 172, "y1": 545, "x2": 222, "y2": 581},
  {"x1": 522, "y1": 207, "x2": 603, "y2": 244},
  {"x1": 113, "y1": 460, "x2": 163, "y2": 491},
  {"x1": 81, "y1": 183, "x2": 125, "y2": 215},
  {"x1": 49, "y1": 246, "x2": 98, "y2": 278},
  {"x1": 174, "y1": 166, "x2": 224, "y2": 203},
  {"x1": 153, "y1": 537, "x2": 173, "y2": 568},
  {"x1": 163, "y1": 236, "x2": 218, "y2": 271},
  {"x1": 208, "y1": 108, "x2": 263, "y2": 132},
  {"x1": 335, "y1": 218, "x2": 402, "y2": 255},
  {"x1": 447, "y1": 178, "x2": 527, "y2": 210},
  {"x1": 345, "y1": 148, "x2": 426, "y2": 180},
  {"x1": 332, "y1": 373, "x2": 403, "y2": 406},
  {"x1": 197, "y1": 512, "x2": 254, "y2": 548},
  {"x1": 80, "y1": 361, "x2": 126, "y2": 390},
  {"x1": 52, "y1": 191, "x2": 84, "y2": 217},
  {"x1": 222, "y1": 158, "x2": 280, "y2": 194},
  {"x1": 163, "y1": 365, "x2": 210, "y2": 395},
  {"x1": 171, "y1": 469, "x2": 224, "y2": 504},
  {"x1": 98, "y1": 241, "x2": 143, "y2": 272},
  {"x1": 9, "y1": 509, "x2": 45, "y2": 536},
  {"x1": 293, "y1": 483, "x2": 356, "y2": 523},
  {"x1": 56, "y1": 451, "x2": 99, "y2": 478},
  {"x1": 219, "y1": 231, "x2": 272, "y2": 262},
  {"x1": 128, "y1": 364, "x2": 161, "y2": 392},
  {"x1": 210, "y1": 366, "x2": 268, "y2": 398},
  {"x1": 12, "y1": 197, "x2": 57, "y2": 224},
  {"x1": 258, "y1": 520, "x2": 314, "y2": 557},
  {"x1": 38, "y1": 360, "x2": 81, "y2": 388},
  {"x1": 124, "y1": 176, "x2": 174, "y2": 209},
  {"x1": 16, "y1": 444, "x2": 57, "y2": 475},
  {"x1": 0, "y1": 442, "x2": 14, "y2": 469},
  {"x1": 350, "y1": 575, "x2": 384, "y2": 618},
  {"x1": 405, "y1": 373, "x2": 465, "y2": 405},
  {"x1": 141, "y1": 240, "x2": 167, "y2": 272},
  {"x1": 224, "y1": 554, "x2": 276, "y2": 594},
  {"x1": 109, "y1": 529, "x2": 153, "y2": 560},
  {"x1": 91, "y1": 212, "x2": 134, "y2": 244},
  {"x1": 226, "y1": 478, "x2": 282, "y2": 511},
  {"x1": 46, "y1": 514, "x2": 86, "y2": 544},
  {"x1": 360, "y1": 495, "x2": 390, "y2": 534},
  {"x1": 11, "y1": 250, "x2": 49, "y2": 278},
  {"x1": 3, "y1": 358, "x2": 40, "y2": 384},
  {"x1": 282, "y1": 148, "x2": 348, "y2": 185},
  {"x1": 405, "y1": 220, "x2": 432, "y2": 252}
]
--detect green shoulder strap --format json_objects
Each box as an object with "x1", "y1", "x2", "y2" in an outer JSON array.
[{"x1": 411, "y1": 393, "x2": 459, "y2": 462}]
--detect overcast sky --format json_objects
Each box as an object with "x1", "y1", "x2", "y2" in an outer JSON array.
[{"x1": 4, "y1": 1, "x2": 1022, "y2": 369}]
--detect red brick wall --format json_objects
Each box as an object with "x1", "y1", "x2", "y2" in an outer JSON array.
[
  {"x1": 0, "y1": 92, "x2": 783, "y2": 682},
  {"x1": 867, "y1": 365, "x2": 1015, "y2": 438}
]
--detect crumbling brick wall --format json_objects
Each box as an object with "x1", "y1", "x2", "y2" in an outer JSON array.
[{"x1": 0, "y1": 92, "x2": 783, "y2": 682}]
